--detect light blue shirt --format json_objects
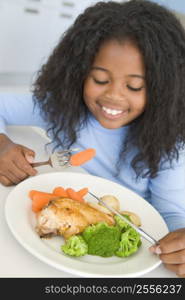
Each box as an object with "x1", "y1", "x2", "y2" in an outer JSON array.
[{"x1": 0, "y1": 93, "x2": 185, "y2": 232}]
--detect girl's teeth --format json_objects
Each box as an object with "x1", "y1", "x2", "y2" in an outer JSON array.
[{"x1": 102, "y1": 106, "x2": 123, "y2": 115}]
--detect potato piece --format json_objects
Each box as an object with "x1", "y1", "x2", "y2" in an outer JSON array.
[
  {"x1": 100, "y1": 195, "x2": 120, "y2": 211},
  {"x1": 88, "y1": 202, "x2": 113, "y2": 215},
  {"x1": 120, "y1": 210, "x2": 141, "y2": 227}
]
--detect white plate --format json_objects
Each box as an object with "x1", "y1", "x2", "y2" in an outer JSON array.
[{"x1": 5, "y1": 172, "x2": 168, "y2": 278}]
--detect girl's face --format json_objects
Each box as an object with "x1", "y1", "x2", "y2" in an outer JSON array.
[{"x1": 83, "y1": 39, "x2": 146, "y2": 129}]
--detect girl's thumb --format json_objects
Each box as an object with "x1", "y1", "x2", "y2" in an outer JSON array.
[{"x1": 22, "y1": 147, "x2": 35, "y2": 163}]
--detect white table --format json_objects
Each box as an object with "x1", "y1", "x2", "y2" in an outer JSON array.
[{"x1": 0, "y1": 126, "x2": 176, "y2": 278}]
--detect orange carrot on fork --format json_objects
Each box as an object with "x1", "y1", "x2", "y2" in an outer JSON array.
[
  {"x1": 66, "y1": 188, "x2": 85, "y2": 203},
  {"x1": 52, "y1": 186, "x2": 68, "y2": 198},
  {"x1": 69, "y1": 148, "x2": 96, "y2": 166},
  {"x1": 29, "y1": 191, "x2": 59, "y2": 212}
]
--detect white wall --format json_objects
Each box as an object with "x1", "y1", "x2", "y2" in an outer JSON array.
[
  {"x1": 0, "y1": 0, "x2": 185, "y2": 87},
  {"x1": 0, "y1": 0, "x2": 124, "y2": 86}
]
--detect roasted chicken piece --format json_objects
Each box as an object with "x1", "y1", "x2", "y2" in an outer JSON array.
[{"x1": 36, "y1": 198, "x2": 115, "y2": 239}]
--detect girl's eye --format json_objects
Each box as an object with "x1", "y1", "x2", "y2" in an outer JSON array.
[
  {"x1": 93, "y1": 78, "x2": 109, "y2": 85},
  {"x1": 127, "y1": 85, "x2": 143, "y2": 92}
]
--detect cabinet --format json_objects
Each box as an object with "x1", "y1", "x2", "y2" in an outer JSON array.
[
  {"x1": 0, "y1": 1, "x2": 50, "y2": 73},
  {"x1": 0, "y1": 0, "x2": 95, "y2": 76},
  {"x1": 0, "y1": 0, "x2": 127, "y2": 79}
]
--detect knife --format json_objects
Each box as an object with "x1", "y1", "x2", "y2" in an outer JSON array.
[{"x1": 88, "y1": 191, "x2": 158, "y2": 245}]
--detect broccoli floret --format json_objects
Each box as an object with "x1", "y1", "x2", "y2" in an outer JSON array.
[
  {"x1": 61, "y1": 235, "x2": 88, "y2": 257},
  {"x1": 61, "y1": 219, "x2": 141, "y2": 258},
  {"x1": 82, "y1": 222, "x2": 121, "y2": 257},
  {"x1": 114, "y1": 214, "x2": 131, "y2": 232},
  {"x1": 115, "y1": 228, "x2": 141, "y2": 257}
]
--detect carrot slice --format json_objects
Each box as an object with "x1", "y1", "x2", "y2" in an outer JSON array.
[
  {"x1": 29, "y1": 190, "x2": 56, "y2": 200},
  {"x1": 69, "y1": 148, "x2": 96, "y2": 166},
  {"x1": 66, "y1": 188, "x2": 85, "y2": 203},
  {"x1": 77, "y1": 187, "x2": 88, "y2": 197},
  {"x1": 52, "y1": 186, "x2": 68, "y2": 198},
  {"x1": 30, "y1": 192, "x2": 58, "y2": 212},
  {"x1": 29, "y1": 190, "x2": 38, "y2": 200}
]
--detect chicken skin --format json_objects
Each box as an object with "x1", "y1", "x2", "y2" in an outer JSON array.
[{"x1": 36, "y1": 198, "x2": 115, "y2": 239}]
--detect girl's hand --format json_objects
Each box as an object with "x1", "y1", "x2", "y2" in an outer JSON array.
[
  {"x1": 149, "y1": 228, "x2": 185, "y2": 277},
  {"x1": 0, "y1": 134, "x2": 37, "y2": 186}
]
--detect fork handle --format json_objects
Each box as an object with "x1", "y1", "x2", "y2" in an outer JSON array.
[{"x1": 31, "y1": 160, "x2": 50, "y2": 168}]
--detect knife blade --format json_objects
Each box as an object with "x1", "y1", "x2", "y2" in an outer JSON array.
[{"x1": 88, "y1": 191, "x2": 158, "y2": 245}]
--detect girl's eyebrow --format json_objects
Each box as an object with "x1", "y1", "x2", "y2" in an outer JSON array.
[
  {"x1": 128, "y1": 74, "x2": 145, "y2": 79},
  {"x1": 91, "y1": 66, "x2": 145, "y2": 79}
]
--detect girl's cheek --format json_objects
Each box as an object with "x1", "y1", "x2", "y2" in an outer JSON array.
[
  {"x1": 85, "y1": 85, "x2": 104, "y2": 99},
  {"x1": 132, "y1": 94, "x2": 146, "y2": 112}
]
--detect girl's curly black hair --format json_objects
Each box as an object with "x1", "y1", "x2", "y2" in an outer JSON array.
[{"x1": 33, "y1": 0, "x2": 185, "y2": 178}]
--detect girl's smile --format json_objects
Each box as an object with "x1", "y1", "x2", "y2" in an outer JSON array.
[
  {"x1": 83, "y1": 39, "x2": 146, "y2": 129},
  {"x1": 98, "y1": 102, "x2": 129, "y2": 120}
]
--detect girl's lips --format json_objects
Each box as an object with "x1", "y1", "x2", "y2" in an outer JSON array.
[
  {"x1": 100, "y1": 105, "x2": 129, "y2": 120},
  {"x1": 99, "y1": 102, "x2": 125, "y2": 111}
]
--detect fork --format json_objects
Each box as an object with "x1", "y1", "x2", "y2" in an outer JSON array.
[
  {"x1": 88, "y1": 191, "x2": 158, "y2": 245},
  {"x1": 31, "y1": 148, "x2": 96, "y2": 170}
]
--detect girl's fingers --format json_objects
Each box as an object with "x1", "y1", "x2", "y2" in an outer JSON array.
[
  {"x1": 0, "y1": 157, "x2": 36, "y2": 185},
  {"x1": 7, "y1": 162, "x2": 29, "y2": 183},
  {"x1": 164, "y1": 263, "x2": 185, "y2": 277},
  {"x1": 152, "y1": 229, "x2": 185, "y2": 254},
  {"x1": 0, "y1": 175, "x2": 12, "y2": 186},
  {"x1": 6, "y1": 169, "x2": 24, "y2": 185},
  {"x1": 0, "y1": 142, "x2": 37, "y2": 185},
  {"x1": 159, "y1": 249, "x2": 185, "y2": 264},
  {"x1": 13, "y1": 155, "x2": 37, "y2": 177},
  {"x1": 22, "y1": 146, "x2": 35, "y2": 164}
]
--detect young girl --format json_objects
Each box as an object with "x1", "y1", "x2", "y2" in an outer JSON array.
[{"x1": 0, "y1": 0, "x2": 185, "y2": 277}]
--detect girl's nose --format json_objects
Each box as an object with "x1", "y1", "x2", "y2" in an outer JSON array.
[{"x1": 105, "y1": 82, "x2": 125, "y2": 102}]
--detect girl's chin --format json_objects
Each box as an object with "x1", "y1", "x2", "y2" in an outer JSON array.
[
  {"x1": 98, "y1": 118, "x2": 128, "y2": 129},
  {"x1": 95, "y1": 110, "x2": 130, "y2": 129}
]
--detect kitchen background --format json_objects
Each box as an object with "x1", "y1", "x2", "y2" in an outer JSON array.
[{"x1": 0, "y1": 0, "x2": 185, "y2": 94}]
